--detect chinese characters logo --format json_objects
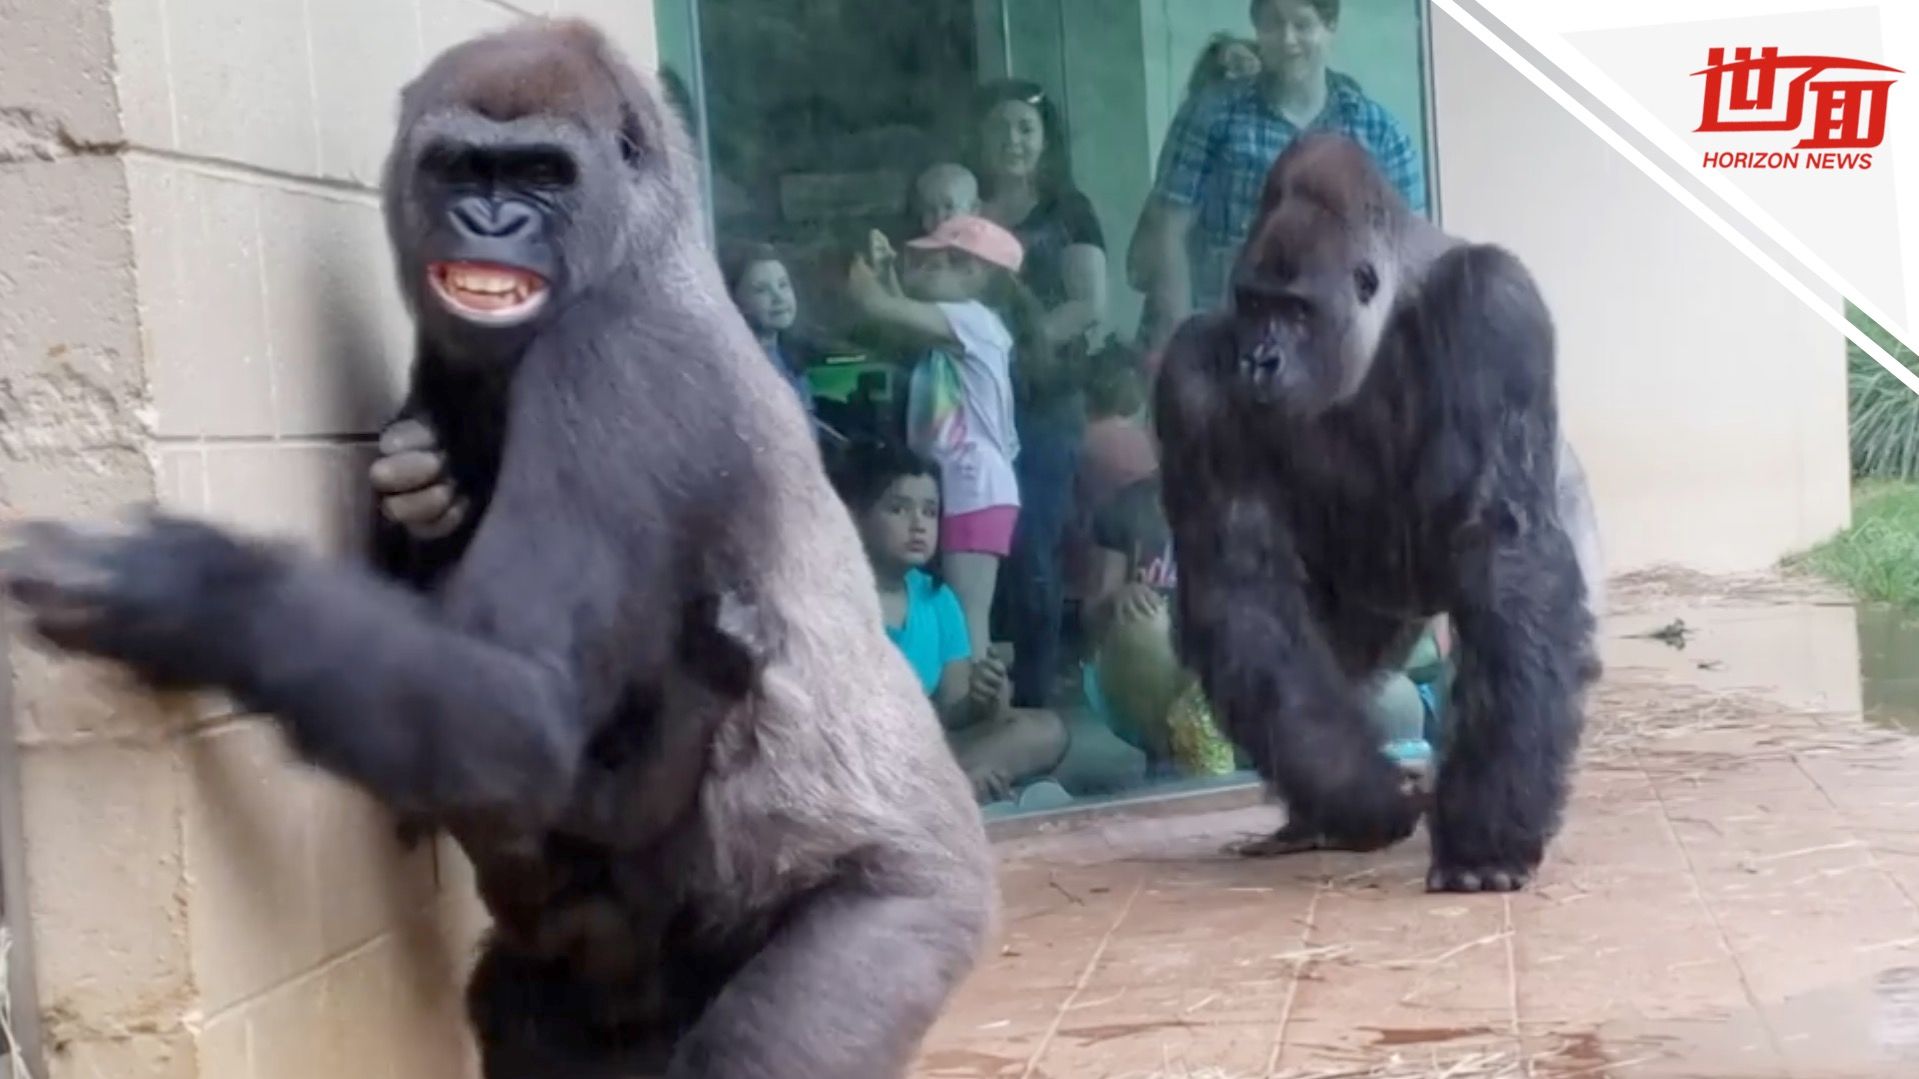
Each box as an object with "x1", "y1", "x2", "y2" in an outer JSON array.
[{"x1": 1693, "y1": 47, "x2": 1900, "y2": 171}]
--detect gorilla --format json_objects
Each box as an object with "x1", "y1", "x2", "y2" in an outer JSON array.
[
  {"x1": 1154, "y1": 131, "x2": 1603, "y2": 894},
  {"x1": 0, "y1": 19, "x2": 995, "y2": 1078}
]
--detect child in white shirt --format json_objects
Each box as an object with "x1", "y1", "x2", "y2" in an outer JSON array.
[{"x1": 846, "y1": 213, "x2": 1045, "y2": 660}]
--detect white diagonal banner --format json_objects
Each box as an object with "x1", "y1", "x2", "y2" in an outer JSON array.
[{"x1": 1434, "y1": 0, "x2": 1919, "y2": 397}]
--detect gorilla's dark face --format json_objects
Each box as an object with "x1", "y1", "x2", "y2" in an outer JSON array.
[
  {"x1": 1229, "y1": 134, "x2": 1401, "y2": 416},
  {"x1": 410, "y1": 123, "x2": 586, "y2": 330},
  {"x1": 1230, "y1": 201, "x2": 1390, "y2": 415},
  {"x1": 381, "y1": 21, "x2": 696, "y2": 361}
]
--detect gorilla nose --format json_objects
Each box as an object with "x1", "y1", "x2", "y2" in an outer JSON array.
[
  {"x1": 1239, "y1": 323, "x2": 1289, "y2": 381},
  {"x1": 451, "y1": 197, "x2": 536, "y2": 239}
]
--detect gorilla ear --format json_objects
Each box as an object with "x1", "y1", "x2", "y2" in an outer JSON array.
[{"x1": 1354, "y1": 262, "x2": 1380, "y2": 304}]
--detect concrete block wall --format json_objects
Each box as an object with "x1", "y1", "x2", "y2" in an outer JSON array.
[{"x1": 0, "y1": 1, "x2": 656, "y2": 1076}]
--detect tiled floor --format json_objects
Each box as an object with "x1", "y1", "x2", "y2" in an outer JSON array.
[{"x1": 915, "y1": 573, "x2": 1919, "y2": 1077}]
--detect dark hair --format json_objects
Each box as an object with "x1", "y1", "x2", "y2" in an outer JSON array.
[
  {"x1": 1186, "y1": 34, "x2": 1259, "y2": 100},
  {"x1": 831, "y1": 439, "x2": 941, "y2": 518},
  {"x1": 1250, "y1": 0, "x2": 1339, "y2": 26},
  {"x1": 976, "y1": 264, "x2": 1053, "y2": 404},
  {"x1": 969, "y1": 79, "x2": 1075, "y2": 200},
  {"x1": 719, "y1": 239, "x2": 783, "y2": 296}
]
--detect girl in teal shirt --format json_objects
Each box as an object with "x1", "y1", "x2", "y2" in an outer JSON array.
[{"x1": 834, "y1": 443, "x2": 1069, "y2": 804}]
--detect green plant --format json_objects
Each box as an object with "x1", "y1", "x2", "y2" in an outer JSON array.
[
  {"x1": 1789, "y1": 480, "x2": 1919, "y2": 610},
  {"x1": 1846, "y1": 303, "x2": 1919, "y2": 481}
]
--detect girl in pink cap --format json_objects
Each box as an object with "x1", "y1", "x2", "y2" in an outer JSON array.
[{"x1": 846, "y1": 213, "x2": 1046, "y2": 663}]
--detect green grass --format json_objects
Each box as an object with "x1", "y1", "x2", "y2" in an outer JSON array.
[
  {"x1": 1846, "y1": 303, "x2": 1919, "y2": 481},
  {"x1": 1789, "y1": 480, "x2": 1919, "y2": 610},
  {"x1": 1790, "y1": 306, "x2": 1919, "y2": 609}
]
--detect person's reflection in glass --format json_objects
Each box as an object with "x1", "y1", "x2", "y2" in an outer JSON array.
[
  {"x1": 970, "y1": 79, "x2": 1108, "y2": 712},
  {"x1": 1129, "y1": 0, "x2": 1427, "y2": 350},
  {"x1": 1185, "y1": 33, "x2": 1262, "y2": 101},
  {"x1": 911, "y1": 163, "x2": 983, "y2": 234},
  {"x1": 721, "y1": 242, "x2": 817, "y2": 420}
]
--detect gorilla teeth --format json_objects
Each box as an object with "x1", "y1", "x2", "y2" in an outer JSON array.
[{"x1": 429, "y1": 262, "x2": 549, "y2": 323}]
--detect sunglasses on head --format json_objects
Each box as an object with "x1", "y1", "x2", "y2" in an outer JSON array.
[{"x1": 985, "y1": 80, "x2": 1047, "y2": 107}]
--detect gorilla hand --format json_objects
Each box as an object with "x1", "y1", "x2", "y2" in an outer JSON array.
[
  {"x1": 0, "y1": 511, "x2": 280, "y2": 692},
  {"x1": 370, "y1": 417, "x2": 469, "y2": 540}
]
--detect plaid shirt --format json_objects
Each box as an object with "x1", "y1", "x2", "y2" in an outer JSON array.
[{"x1": 1151, "y1": 72, "x2": 1428, "y2": 311}]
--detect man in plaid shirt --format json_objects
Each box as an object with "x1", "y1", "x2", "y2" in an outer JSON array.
[{"x1": 1130, "y1": 0, "x2": 1428, "y2": 347}]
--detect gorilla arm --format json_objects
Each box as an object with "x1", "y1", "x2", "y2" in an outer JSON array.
[
  {"x1": 367, "y1": 346, "x2": 512, "y2": 592},
  {"x1": 0, "y1": 382, "x2": 645, "y2": 829},
  {"x1": 1154, "y1": 314, "x2": 1419, "y2": 850}
]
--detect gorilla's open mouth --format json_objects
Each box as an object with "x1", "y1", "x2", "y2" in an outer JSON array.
[{"x1": 429, "y1": 261, "x2": 550, "y2": 326}]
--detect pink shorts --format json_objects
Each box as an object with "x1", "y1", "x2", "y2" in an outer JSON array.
[{"x1": 942, "y1": 505, "x2": 1019, "y2": 556}]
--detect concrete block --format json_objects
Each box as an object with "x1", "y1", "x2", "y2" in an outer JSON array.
[
  {"x1": 0, "y1": 0, "x2": 122, "y2": 150},
  {"x1": 310, "y1": 777, "x2": 438, "y2": 958},
  {"x1": 0, "y1": 156, "x2": 149, "y2": 502},
  {"x1": 235, "y1": 965, "x2": 339, "y2": 1079},
  {"x1": 7, "y1": 644, "x2": 194, "y2": 745},
  {"x1": 17, "y1": 741, "x2": 193, "y2": 1039},
  {"x1": 308, "y1": 0, "x2": 425, "y2": 185},
  {"x1": 256, "y1": 188, "x2": 411, "y2": 437},
  {"x1": 46, "y1": 1031, "x2": 198, "y2": 1079},
  {"x1": 108, "y1": 0, "x2": 177, "y2": 149},
  {"x1": 181, "y1": 721, "x2": 326, "y2": 1016},
  {"x1": 162, "y1": 0, "x2": 320, "y2": 175},
  {"x1": 420, "y1": 0, "x2": 527, "y2": 61},
  {"x1": 125, "y1": 158, "x2": 275, "y2": 439},
  {"x1": 202, "y1": 443, "x2": 361, "y2": 557},
  {"x1": 157, "y1": 444, "x2": 210, "y2": 513},
  {"x1": 196, "y1": 1010, "x2": 253, "y2": 1079}
]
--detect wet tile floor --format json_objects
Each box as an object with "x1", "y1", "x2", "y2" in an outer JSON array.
[{"x1": 913, "y1": 571, "x2": 1919, "y2": 1078}]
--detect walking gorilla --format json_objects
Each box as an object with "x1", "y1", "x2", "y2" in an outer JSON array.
[
  {"x1": 0, "y1": 19, "x2": 995, "y2": 1078},
  {"x1": 1155, "y1": 131, "x2": 1603, "y2": 893}
]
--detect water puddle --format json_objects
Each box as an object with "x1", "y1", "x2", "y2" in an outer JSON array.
[
  {"x1": 1605, "y1": 593, "x2": 1919, "y2": 735},
  {"x1": 1856, "y1": 603, "x2": 1919, "y2": 734}
]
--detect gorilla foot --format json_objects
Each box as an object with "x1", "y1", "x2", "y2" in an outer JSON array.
[
  {"x1": 1228, "y1": 819, "x2": 1335, "y2": 858},
  {"x1": 1248, "y1": 766, "x2": 1422, "y2": 857},
  {"x1": 1425, "y1": 860, "x2": 1533, "y2": 893}
]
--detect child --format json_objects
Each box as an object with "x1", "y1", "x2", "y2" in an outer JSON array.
[
  {"x1": 834, "y1": 441, "x2": 1070, "y2": 807},
  {"x1": 845, "y1": 214, "x2": 1045, "y2": 662},
  {"x1": 721, "y1": 241, "x2": 816, "y2": 417},
  {"x1": 911, "y1": 162, "x2": 983, "y2": 235},
  {"x1": 1085, "y1": 471, "x2": 1450, "y2": 778}
]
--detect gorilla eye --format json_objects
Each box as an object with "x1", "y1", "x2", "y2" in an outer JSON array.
[
  {"x1": 509, "y1": 149, "x2": 577, "y2": 189},
  {"x1": 422, "y1": 144, "x2": 483, "y2": 186},
  {"x1": 1354, "y1": 263, "x2": 1380, "y2": 304}
]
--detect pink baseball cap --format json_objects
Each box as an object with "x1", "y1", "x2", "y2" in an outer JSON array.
[{"x1": 906, "y1": 214, "x2": 1025, "y2": 274}]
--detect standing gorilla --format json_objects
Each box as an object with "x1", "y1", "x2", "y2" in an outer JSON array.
[
  {"x1": 0, "y1": 19, "x2": 996, "y2": 1078},
  {"x1": 1155, "y1": 132, "x2": 1602, "y2": 893}
]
